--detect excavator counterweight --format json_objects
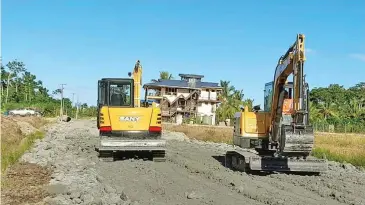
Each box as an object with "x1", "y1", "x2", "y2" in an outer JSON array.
[{"x1": 225, "y1": 34, "x2": 328, "y2": 173}]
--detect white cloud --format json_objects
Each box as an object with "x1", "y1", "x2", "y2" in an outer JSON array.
[{"x1": 349, "y1": 53, "x2": 365, "y2": 62}]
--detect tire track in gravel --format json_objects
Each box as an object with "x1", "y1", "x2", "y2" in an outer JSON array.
[
  {"x1": 166, "y1": 140, "x2": 365, "y2": 205},
  {"x1": 20, "y1": 120, "x2": 365, "y2": 205}
]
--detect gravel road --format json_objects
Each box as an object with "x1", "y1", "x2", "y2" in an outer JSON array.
[{"x1": 21, "y1": 120, "x2": 365, "y2": 205}]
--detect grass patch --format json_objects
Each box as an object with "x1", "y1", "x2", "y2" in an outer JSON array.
[
  {"x1": 312, "y1": 133, "x2": 365, "y2": 167},
  {"x1": 163, "y1": 123, "x2": 233, "y2": 144},
  {"x1": 1, "y1": 131, "x2": 45, "y2": 173},
  {"x1": 163, "y1": 123, "x2": 365, "y2": 167}
]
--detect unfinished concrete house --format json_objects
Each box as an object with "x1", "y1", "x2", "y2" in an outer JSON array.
[{"x1": 143, "y1": 74, "x2": 222, "y2": 125}]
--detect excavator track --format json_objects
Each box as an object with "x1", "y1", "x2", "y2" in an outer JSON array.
[
  {"x1": 225, "y1": 149, "x2": 328, "y2": 173},
  {"x1": 152, "y1": 150, "x2": 166, "y2": 162}
]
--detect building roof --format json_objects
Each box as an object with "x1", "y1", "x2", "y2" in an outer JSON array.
[
  {"x1": 143, "y1": 79, "x2": 222, "y2": 89},
  {"x1": 178, "y1": 74, "x2": 204, "y2": 79}
]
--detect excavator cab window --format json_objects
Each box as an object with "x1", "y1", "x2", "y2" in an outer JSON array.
[
  {"x1": 98, "y1": 80, "x2": 106, "y2": 106},
  {"x1": 284, "y1": 82, "x2": 293, "y2": 99},
  {"x1": 98, "y1": 78, "x2": 134, "y2": 107}
]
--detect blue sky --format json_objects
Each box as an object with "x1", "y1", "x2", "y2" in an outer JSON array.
[{"x1": 2, "y1": 0, "x2": 365, "y2": 106}]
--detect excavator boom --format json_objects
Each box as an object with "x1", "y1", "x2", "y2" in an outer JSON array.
[
  {"x1": 132, "y1": 60, "x2": 142, "y2": 108},
  {"x1": 270, "y1": 34, "x2": 313, "y2": 156}
]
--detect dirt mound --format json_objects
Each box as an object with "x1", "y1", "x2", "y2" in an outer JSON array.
[
  {"x1": 1, "y1": 116, "x2": 46, "y2": 137},
  {"x1": 1, "y1": 162, "x2": 53, "y2": 205},
  {"x1": 1, "y1": 117, "x2": 24, "y2": 145},
  {"x1": 1, "y1": 116, "x2": 52, "y2": 205}
]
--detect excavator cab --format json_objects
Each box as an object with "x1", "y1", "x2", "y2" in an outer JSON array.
[
  {"x1": 264, "y1": 81, "x2": 294, "y2": 126},
  {"x1": 97, "y1": 78, "x2": 134, "y2": 129}
]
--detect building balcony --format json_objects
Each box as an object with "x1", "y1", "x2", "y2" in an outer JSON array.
[
  {"x1": 146, "y1": 92, "x2": 163, "y2": 100},
  {"x1": 198, "y1": 96, "x2": 221, "y2": 102}
]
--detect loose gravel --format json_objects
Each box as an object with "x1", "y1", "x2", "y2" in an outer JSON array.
[{"x1": 18, "y1": 120, "x2": 365, "y2": 205}]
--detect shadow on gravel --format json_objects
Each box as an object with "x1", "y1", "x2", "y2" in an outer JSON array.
[
  {"x1": 212, "y1": 155, "x2": 320, "y2": 176},
  {"x1": 114, "y1": 152, "x2": 154, "y2": 161},
  {"x1": 97, "y1": 149, "x2": 156, "y2": 162}
]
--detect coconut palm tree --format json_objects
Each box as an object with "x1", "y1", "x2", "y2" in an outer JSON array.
[{"x1": 151, "y1": 71, "x2": 174, "y2": 82}]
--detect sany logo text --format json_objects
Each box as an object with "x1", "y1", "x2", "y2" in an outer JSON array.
[{"x1": 119, "y1": 116, "x2": 140, "y2": 122}]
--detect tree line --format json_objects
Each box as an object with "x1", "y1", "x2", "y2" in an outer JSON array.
[
  {"x1": 2, "y1": 60, "x2": 364, "y2": 132},
  {"x1": 153, "y1": 71, "x2": 365, "y2": 132},
  {"x1": 1, "y1": 60, "x2": 97, "y2": 117},
  {"x1": 309, "y1": 83, "x2": 365, "y2": 132}
]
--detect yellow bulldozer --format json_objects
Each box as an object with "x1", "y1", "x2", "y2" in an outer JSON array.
[
  {"x1": 95, "y1": 60, "x2": 166, "y2": 162},
  {"x1": 225, "y1": 34, "x2": 328, "y2": 173}
]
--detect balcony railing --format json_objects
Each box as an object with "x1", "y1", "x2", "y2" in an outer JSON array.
[{"x1": 198, "y1": 96, "x2": 220, "y2": 101}]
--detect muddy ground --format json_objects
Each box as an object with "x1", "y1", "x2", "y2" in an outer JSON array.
[{"x1": 4, "y1": 120, "x2": 365, "y2": 205}]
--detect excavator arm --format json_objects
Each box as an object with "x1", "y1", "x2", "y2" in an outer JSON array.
[
  {"x1": 270, "y1": 34, "x2": 313, "y2": 156},
  {"x1": 131, "y1": 60, "x2": 142, "y2": 108}
]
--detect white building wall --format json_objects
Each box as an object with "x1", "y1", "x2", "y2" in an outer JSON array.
[
  {"x1": 200, "y1": 90, "x2": 209, "y2": 99},
  {"x1": 210, "y1": 91, "x2": 217, "y2": 100},
  {"x1": 199, "y1": 90, "x2": 217, "y2": 100},
  {"x1": 197, "y1": 102, "x2": 217, "y2": 125}
]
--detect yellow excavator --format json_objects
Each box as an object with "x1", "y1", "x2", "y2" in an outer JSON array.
[
  {"x1": 225, "y1": 34, "x2": 328, "y2": 173},
  {"x1": 96, "y1": 60, "x2": 166, "y2": 162}
]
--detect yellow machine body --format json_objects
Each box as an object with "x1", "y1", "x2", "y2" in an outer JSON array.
[
  {"x1": 98, "y1": 105, "x2": 161, "y2": 132},
  {"x1": 96, "y1": 60, "x2": 166, "y2": 162},
  {"x1": 233, "y1": 108, "x2": 270, "y2": 144}
]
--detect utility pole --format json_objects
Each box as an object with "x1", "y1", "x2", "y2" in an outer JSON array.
[
  {"x1": 75, "y1": 94, "x2": 80, "y2": 119},
  {"x1": 71, "y1": 92, "x2": 75, "y2": 107},
  {"x1": 59, "y1": 84, "x2": 66, "y2": 118},
  {"x1": 71, "y1": 92, "x2": 76, "y2": 118}
]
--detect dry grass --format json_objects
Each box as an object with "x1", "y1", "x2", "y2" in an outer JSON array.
[
  {"x1": 163, "y1": 123, "x2": 234, "y2": 144},
  {"x1": 163, "y1": 123, "x2": 365, "y2": 167},
  {"x1": 1, "y1": 162, "x2": 53, "y2": 205},
  {"x1": 1, "y1": 116, "x2": 48, "y2": 173},
  {"x1": 312, "y1": 133, "x2": 365, "y2": 167}
]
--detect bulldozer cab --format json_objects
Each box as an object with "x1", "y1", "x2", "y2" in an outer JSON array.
[{"x1": 98, "y1": 78, "x2": 134, "y2": 108}]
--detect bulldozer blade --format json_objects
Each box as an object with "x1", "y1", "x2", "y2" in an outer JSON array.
[{"x1": 249, "y1": 155, "x2": 328, "y2": 173}]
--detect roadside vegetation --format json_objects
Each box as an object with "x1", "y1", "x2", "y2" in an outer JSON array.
[
  {"x1": 1, "y1": 60, "x2": 97, "y2": 118},
  {"x1": 312, "y1": 133, "x2": 365, "y2": 167},
  {"x1": 1, "y1": 116, "x2": 48, "y2": 173}
]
